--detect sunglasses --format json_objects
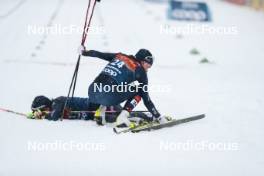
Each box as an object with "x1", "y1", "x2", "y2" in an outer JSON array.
[
  {"x1": 144, "y1": 56, "x2": 154, "y2": 65},
  {"x1": 31, "y1": 105, "x2": 48, "y2": 111}
]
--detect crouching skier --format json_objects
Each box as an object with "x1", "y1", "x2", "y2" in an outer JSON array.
[
  {"x1": 78, "y1": 46, "x2": 171, "y2": 128},
  {"x1": 27, "y1": 95, "x2": 121, "y2": 122}
]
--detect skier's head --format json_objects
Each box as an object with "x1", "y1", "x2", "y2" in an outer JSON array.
[
  {"x1": 135, "y1": 49, "x2": 154, "y2": 72},
  {"x1": 31, "y1": 95, "x2": 52, "y2": 111}
]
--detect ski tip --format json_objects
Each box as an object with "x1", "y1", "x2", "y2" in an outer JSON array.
[
  {"x1": 199, "y1": 114, "x2": 206, "y2": 118},
  {"x1": 195, "y1": 114, "x2": 206, "y2": 120}
]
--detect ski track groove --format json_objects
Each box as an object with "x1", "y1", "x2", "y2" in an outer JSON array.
[{"x1": 0, "y1": 0, "x2": 27, "y2": 19}]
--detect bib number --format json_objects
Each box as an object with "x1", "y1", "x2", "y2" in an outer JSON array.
[{"x1": 110, "y1": 59, "x2": 125, "y2": 68}]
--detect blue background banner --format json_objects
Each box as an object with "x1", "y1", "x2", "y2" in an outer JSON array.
[{"x1": 168, "y1": 0, "x2": 212, "y2": 21}]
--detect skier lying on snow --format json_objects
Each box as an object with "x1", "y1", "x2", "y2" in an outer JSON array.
[
  {"x1": 78, "y1": 46, "x2": 171, "y2": 128},
  {"x1": 28, "y1": 95, "x2": 110, "y2": 121},
  {"x1": 27, "y1": 95, "x2": 150, "y2": 124}
]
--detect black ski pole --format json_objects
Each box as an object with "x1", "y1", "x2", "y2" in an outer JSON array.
[{"x1": 62, "y1": 0, "x2": 99, "y2": 120}]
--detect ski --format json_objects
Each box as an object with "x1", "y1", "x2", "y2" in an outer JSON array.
[
  {"x1": 113, "y1": 114, "x2": 205, "y2": 134},
  {"x1": 70, "y1": 110, "x2": 149, "y2": 114}
]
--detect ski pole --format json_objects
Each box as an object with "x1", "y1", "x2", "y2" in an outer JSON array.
[
  {"x1": 0, "y1": 107, "x2": 28, "y2": 117},
  {"x1": 62, "y1": 0, "x2": 100, "y2": 120}
]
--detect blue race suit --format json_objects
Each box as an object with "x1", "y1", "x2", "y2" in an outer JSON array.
[{"x1": 84, "y1": 50, "x2": 161, "y2": 118}]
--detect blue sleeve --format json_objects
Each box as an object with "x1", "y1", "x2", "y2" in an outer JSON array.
[
  {"x1": 135, "y1": 67, "x2": 161, "y2": 118},
  {"x1": 82, "y1": 50, "x2": 117, "y2": 62}
]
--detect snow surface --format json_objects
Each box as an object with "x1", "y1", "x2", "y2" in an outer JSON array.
[{"x1": 0, "y1": 0, "x2": 264, "y2": 175}]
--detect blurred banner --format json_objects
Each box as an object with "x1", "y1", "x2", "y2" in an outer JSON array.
[
  {"x1": 224, "y1": 0, "x2": 264, "y2": 11},
  {"x1": 168, "y1": 0, "x2": 212, "y2": 22},
  {"x1": 144, "y1": 0, "x2": 168, "y2": 2}
]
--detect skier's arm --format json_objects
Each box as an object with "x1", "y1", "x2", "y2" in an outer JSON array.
[
  {"x1": 135, "y1": 67, "x2": 161, "y2": 118},
  {"x1": 82, "y1": 50, "x2": 116, "y2": 62},
  {"x1": 141, "y1": 93, "x2": 161, "y2": 118}
]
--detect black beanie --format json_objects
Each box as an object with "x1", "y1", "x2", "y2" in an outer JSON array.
[{"x1": 135, "y1": 49, "x2": 154, "y2": 65}]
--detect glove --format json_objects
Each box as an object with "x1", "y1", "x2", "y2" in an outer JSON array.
[
  {"x1": 33, "y1": 110, "x2": 45, "y2": 119},
  {"x1": 27, "y1": 110, "x2": 47, "y2": 119},
  {"x1": 78, "y1": 45, "x2": 86, "y2": 55}
]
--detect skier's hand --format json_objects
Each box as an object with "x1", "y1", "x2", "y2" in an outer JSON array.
[
  {"x1": 27, "y1": 111, "x2": 42, "y2": 119},
  {"x1": 32, "y1": 110, "x2": 47, "y2": 119},
  {"x1": 27, "y1": 112, "x2": 35, "y2": 119},
  {"x1": 78, "y1": 45, "x2": 86, "y2": 55},
  {"x1": 33, "y1": 110, "x2": 43, "y2": 119}
]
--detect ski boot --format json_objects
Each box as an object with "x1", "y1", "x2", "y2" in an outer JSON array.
[
  {"x1": 116, "y1": 110, "x2": 136, "y2": 128},
  {"x1": 94, "y1": 105, "x2": 106, "y2": 125}
]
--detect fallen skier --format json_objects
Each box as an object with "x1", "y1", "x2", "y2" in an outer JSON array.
[{"x1": 28, "y1": 95, "x2": 151, "y2": 125}]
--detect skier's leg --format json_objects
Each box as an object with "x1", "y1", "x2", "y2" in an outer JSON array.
[
  {"x1": 123, "y1": 95, "x2": 141, "y2": 112},
  {"x1": 105, "y1": 105, "x2": 122, "y2": 123},
  {"x1": 88, "y1": 82, "x2": 130, "y2": 125},
  {"x1": 68, "y1": 97, "x2": 100, "y2": 120},
  {"x1": 123, "y1": 96, "x2": 152, "y2": 121},
  {"x1": 89, "y1": 81, "x2": 143, "y2": 126},
  {"x1": 115, "y1": 94, "x2": 141, "y2": 127}
]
